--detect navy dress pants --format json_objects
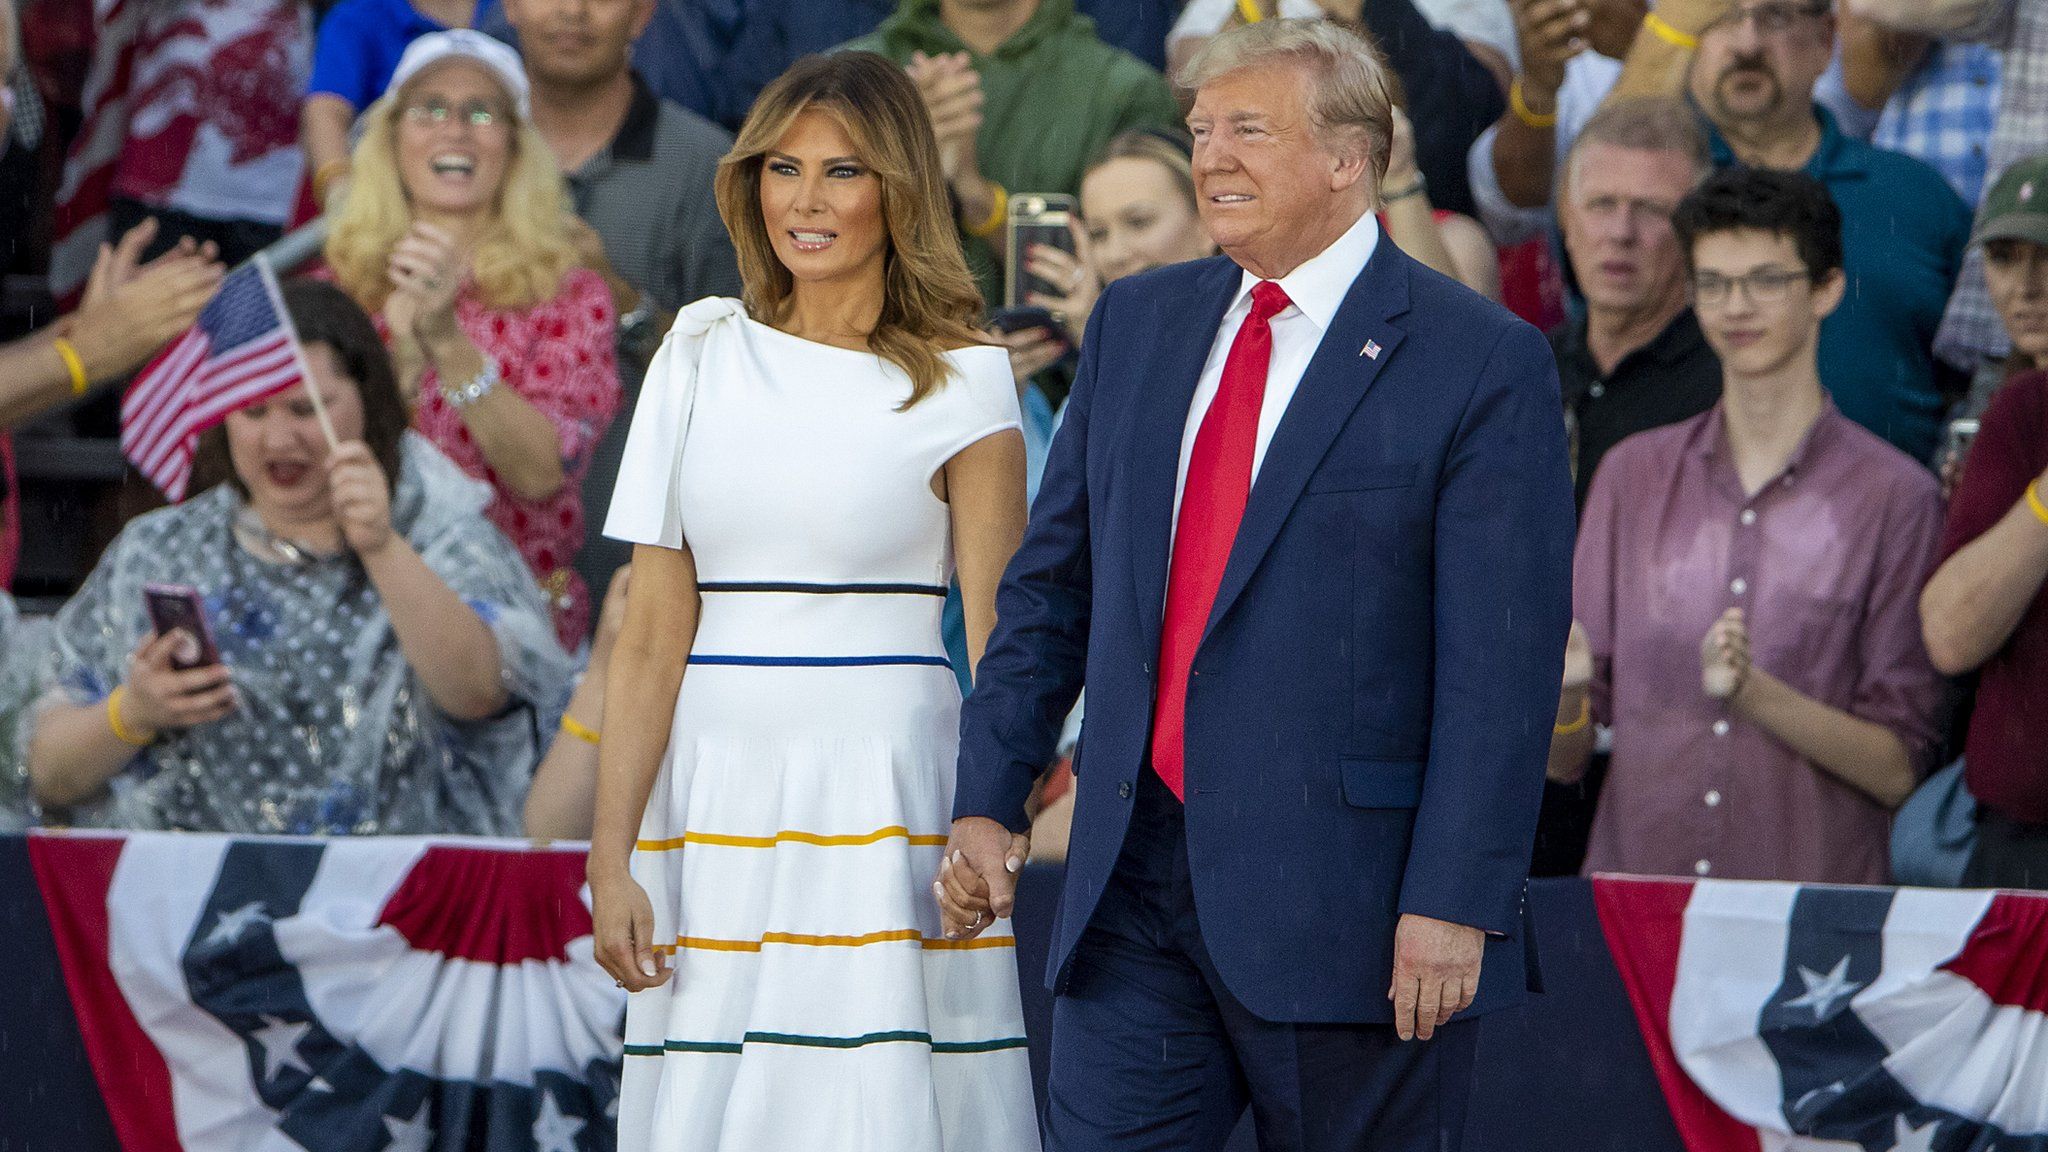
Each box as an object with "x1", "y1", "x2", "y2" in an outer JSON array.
[{"x1": 1044, "y1": 771, "x2": 1477, "y2": 1152}]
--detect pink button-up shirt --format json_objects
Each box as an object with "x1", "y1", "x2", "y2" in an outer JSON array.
[{"x1": 1575, "y1": 402, "x2": 1946, "y2": 885}]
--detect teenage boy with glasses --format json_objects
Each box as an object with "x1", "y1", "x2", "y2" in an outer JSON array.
[
  {"x1": 1604, "y1": 0, "x2": 1973, "y2": 464},
  {"x1": 1553, "y1": 166, "x2": 1945, "y2": 886}
]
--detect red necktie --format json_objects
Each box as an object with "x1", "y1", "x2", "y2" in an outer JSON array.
[{"x1": 1151, "y1": 280, "x2": 1291, "y2": 800}]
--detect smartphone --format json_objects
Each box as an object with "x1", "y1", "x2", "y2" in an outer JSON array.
[
  {"x1": 1005, "y1": 193, "x2": 1078, "y2": 312},
  {"x1": 1943, "y1": 418, "x2": 1979, "y2": 467},
  {"x1": 143, "y1": 583, "x2": 221, "y2": 671}
]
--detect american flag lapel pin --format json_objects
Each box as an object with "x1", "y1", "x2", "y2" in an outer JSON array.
[{"x1": 1361, "y1": 339, "x2": 1381, "y2": 360}]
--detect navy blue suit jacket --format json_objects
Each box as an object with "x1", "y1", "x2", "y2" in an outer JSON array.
[{"x1": 956, "y1": 240, "x2": 1576, "y2": 1024}]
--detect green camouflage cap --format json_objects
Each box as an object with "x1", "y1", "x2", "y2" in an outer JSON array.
[{"x1": 1975, "y1": 155, "x2": 2048, "y2": 248}]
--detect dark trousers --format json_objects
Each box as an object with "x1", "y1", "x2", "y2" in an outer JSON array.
[
  {"x1": 1963, "y1": 808, "x2": 2048, "y2": 890},
  {"x1": 1044, "y1": 770, "x2": 1477, "y2": 1152}
]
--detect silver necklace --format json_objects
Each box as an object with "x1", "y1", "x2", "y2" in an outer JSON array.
[{"x1": 234, "y1": 507, "x2": 342, "y2": 565}]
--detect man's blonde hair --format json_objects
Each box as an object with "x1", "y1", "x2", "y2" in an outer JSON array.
[{"x1": 1178, "y1": 18, "x2": 1396, "y2": 186}]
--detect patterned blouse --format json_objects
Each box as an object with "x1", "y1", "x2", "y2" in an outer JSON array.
[
  {"x1": 411, "y1": 266, "x2": 620, "y2": 650},
  {"x1": 20, "y1": 435, "x2": 573, "y2": 835}
]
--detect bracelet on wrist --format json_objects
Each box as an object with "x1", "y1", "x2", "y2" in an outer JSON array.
[
  {"x1": 1643, "y1": 11, "x2": 1700, "y2": 50},
  {"x1": 2026, "y1": 481, "x2": 2048, "y2": 526},
  {"x1": 440, "y1": 357, "x2": 500, "y2": 409},
  {"x1": 107, "y1": 686, "x2": 154, "y2": 747},
  {"x1": 560, "y1": 713, "x2": 601, "y2": 745},
  {"x1": 964, "y1": 182, "x2": 1008, "y2": 240},
  {"x1": 1382, "y1": 177, "x2": 1428, "y2": 204},
  {"x1": 52, "y1": 337, "x2": 89, "y2": 396},
  {"x1": 1509, "y1": 78, "x2": 1559, "y2": 130},
  {"x1": 1553, "y1": 696, "x2": 1591, "y2": 736}
]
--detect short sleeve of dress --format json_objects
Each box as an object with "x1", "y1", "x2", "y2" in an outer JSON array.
[
  {"x1": 927, "y1": 347, "x2": 1024, "y2": 475},
  {"x1": 603, "y1": 296, "x2": 746, "y2": 549}
]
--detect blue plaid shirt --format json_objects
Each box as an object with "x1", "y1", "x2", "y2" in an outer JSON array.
[{"x1": 1873, "y1": 41, "x2": 2003, "y2": 207}]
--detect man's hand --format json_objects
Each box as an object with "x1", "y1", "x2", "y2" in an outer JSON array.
[
  {"x1": 935, "y1": 815, "x2": 1029, "y2": 940},
  {"x1": 1388, "y1": 913, "x2": 1484, "y2": 1041},
  {"x1": 907, "y1": 50, "x2": 985, "y2": 189},
  {"x1": 1511, "y1": 0, "x2": 1591, "y2": 102},
  {"x1": 1700, "y1": 606, "x2": 1749, "y2": 700}
]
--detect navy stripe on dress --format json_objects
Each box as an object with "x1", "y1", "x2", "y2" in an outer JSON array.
[
  {"x1": 698, "y1": 582, "x2": 948, "y2": 597},
  {"x1": 689, "y1": 655, "x2": 953, "y2": 668}
]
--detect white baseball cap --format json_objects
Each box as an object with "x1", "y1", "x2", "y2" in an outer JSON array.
[{"x1": 386, "y1": 29, "x2": 531, "y2": 120}]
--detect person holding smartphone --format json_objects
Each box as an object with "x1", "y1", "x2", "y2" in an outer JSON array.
[{"x1": 19, "y1": 280, "x2": 570, "y2": 835}]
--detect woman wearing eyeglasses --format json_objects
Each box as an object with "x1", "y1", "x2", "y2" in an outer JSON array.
[{"x1": 323, "y1": 30, "x2": 620, "y2": 651}]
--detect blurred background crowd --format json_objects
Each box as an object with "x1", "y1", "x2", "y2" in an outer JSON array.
[{"x1": 0, "y1": 0, "x2": 2045, "y2": 892}]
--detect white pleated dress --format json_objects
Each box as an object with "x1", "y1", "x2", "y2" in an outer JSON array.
[{"x1": 603, "y1": 298, "x2": 1041, "y2": 1152}]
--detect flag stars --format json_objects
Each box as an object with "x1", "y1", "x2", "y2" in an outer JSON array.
[
  {"x1": 205, "y1": 900, "x2": 271, "y2": 948},
  {"x1": 382, "y1": 1099, "x2": 433, "y2": 1152},
  {"x1": 1784, "y1": 955, "x2": 1864, "y2": 1022},
  {"x1": 251, "y1": 1015, "x2": 312, "y2": 1082},
  {"x1": 533, "y1": 1089, "x2": 586, "y2": 1152},
  {"x1": 1889, "y1": 1114, "x2": 1941, "y2": 1152}
]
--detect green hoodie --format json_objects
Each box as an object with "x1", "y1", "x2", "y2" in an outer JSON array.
[{"x1": 845, "y1": 0, "x2": 1182, "y2": 308}]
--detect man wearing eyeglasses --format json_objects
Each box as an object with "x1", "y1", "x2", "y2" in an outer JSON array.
[
  {"x1": 1552, "y1": 166, "x2": 1945, "y2": 885},
  {"x1": 1605, "y1": 0, "x2": 1972, "y2": 466}
]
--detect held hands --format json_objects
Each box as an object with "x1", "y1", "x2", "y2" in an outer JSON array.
[
  {"x1": 120, "y1": 629, "x2": 235, "y2": 737},
  {"x1": 907, "y1": 51, "x2": 985, "y2": 189},
  {"x1": 1389, "y1": 912, "x2": 1484, "y2": 1041},
  {"x1": 384, "y1": 221, "x2": 466, "y2": 347},
  {"x1": 934, "y1": 815, "x2": 1030, "y2": 940},
  {"x1": 590, "y1": 863, "x2": 672, "y2": 993},
  {"x1": 1701, "y1": 607, "x2": 1750, "y2": 701},
  {"x1": 327, "y1": 441, "x2": 395, "y2": 558}
]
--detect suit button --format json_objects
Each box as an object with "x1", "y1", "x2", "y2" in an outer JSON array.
[{"x1": 1118, "y1": 782, "x2": 1132, "y2": 799}]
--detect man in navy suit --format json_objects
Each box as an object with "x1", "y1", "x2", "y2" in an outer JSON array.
[{"x1": 936, "y1": 17, "x2": 1574, "y2": 1151}]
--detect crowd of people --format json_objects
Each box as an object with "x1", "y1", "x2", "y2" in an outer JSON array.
[{"x1": 0, "y1": 0, "x2": 2044, "y2": 895}]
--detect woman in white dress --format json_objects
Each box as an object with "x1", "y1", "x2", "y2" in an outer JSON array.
[{"x1": 587, "y1": 52, "x2": 1039, "y2": 1151}]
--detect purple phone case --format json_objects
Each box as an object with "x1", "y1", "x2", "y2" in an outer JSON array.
[{"x1": 143, "y1": 583, "x2": 221, "y2": 670}]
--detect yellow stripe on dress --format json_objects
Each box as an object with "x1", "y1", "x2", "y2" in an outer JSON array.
[
  {"x1": 636, "y1": 824, "x2": 950, "y2": 851},
  {"x1": 655, "y1": 929, "x2": 1015, "y2": 955}
]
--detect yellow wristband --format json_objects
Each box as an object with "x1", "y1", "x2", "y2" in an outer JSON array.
[
  {"x1": 2026, "y1": 481, "x2": 2048, "y2": 527},
  {"x1": 560, "y1": 713, "x2": 601, "y2": 745},
  {"x1": 1236, "y1": 0, "x2": 1264, "y2": 22},
  {"x1": 1644, "y1": 12, "x2": 1700, "y2": 50},
  {"x1": 964, "y1": 182, "x2": 1008, "y2": 240},
  {"x1": 1510, "y1": 79, "x2": 1559, "y2": 130},
  {"x1": 107, "y1": 686, "x2": 153, "y2": 747},
  {"x1": 1554, "y1": 696, "x2": 1592, "y2": 736},
  {"x1": 53, "y1": 337, "x2": 89, "y2": 396}
]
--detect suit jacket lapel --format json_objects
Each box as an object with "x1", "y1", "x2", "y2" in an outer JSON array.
[
  {"x1": 1127, "y1": 257, "x2": 1242, "y2": 658},
  {"x1": 1202, "y1": 242, "x2": 1414, "y2": 645}
]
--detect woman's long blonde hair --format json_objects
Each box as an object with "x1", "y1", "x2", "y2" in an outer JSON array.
[
  {"x1": 715, "y1": 51, "x2": 986, "y2": 409},
  {"x1": 323, "y1": 60, "x2": 583, "y2": 312}
]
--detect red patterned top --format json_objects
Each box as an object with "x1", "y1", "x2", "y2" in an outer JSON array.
[{"x1": 411, "y1": 267, "x2": 619, "y2": 650}]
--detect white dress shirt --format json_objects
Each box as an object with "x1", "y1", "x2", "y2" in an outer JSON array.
[{"x1": 1170, "y1": 210, "x2": 1381, "y2": 529}]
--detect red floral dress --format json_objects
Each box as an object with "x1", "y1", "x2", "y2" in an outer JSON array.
[{"x1": 411, "y1": 268, "x2": 620, "y2": 649}]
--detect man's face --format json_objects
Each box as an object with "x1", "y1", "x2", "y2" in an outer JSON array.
[
  {"x1": 506, "y1": 0, "x2": 651, "y2": 89},
  {"x1": 1691, "y1": 2, "x2": 1834, "y2": 130},
  {"x1": 1188, "y1": 63, "x2": 1371, "y2": 279},
  {"x1": 1561, "y1": 141, "x2": 1697, "y2": 316},
  {"x1": 1689, "y1": 227, "x2": 1841, "y2": 379}
]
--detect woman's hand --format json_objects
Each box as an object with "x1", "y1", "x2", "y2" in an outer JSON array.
[
  {"x1": 120, "y1": 630, "x2": 236, "y2": 737},
  {"x1": 589, "y1": 864, "x2": 672, "y2": 993},
  {"x1": 327, "y1": 440, "x2": 395, "y2": 558},
  {"x1": 1023, "y1": 221, "x2": 1102, "y2": 338},
  {"x1": 386, "y1": 222, "x2": 466, "y2": 345},
  {"x1": 993, "y1": 325, "x2": 1067, "y2": 386}
]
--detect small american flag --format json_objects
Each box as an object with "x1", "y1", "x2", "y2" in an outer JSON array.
[{"x1": 121, "y1": 258, "x2": 307, "y2": 500}]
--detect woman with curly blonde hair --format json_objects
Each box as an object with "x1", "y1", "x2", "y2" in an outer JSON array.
[
  {"x1": 323, "y1": 29, "x2": 619, "y2": 650},
  {"x1": 584, "y1": 50, "x2": 1037, "y2": 1152}
]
